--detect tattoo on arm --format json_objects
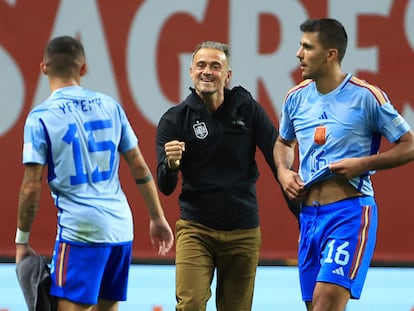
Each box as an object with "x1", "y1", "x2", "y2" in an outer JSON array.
[{"x1": 135, "y1": 174, "x2": 153, "y2": 184}]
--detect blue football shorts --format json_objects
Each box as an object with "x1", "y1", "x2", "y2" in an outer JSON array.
[
  {"x1": 49, "y1": 240, "x2": 132, "y2": 305},
  {"x1": 298, "y1": 196, "x2": 378, "y2": 301}
]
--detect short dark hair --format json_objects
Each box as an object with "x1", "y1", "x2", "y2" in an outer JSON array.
[
  {"x1": 191, "y1": 41, "x2": 231, "y2": 69},
  {"x1": 43, "y1": 36, "x2": 85, "y2": 78},
  {"x1": 300, "y1": 18, "x2": 348, "y2": 63}
]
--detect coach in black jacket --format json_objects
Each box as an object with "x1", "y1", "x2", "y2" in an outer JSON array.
[{"x1": 156, "y1": 41, "x2": 298, "y2": 311}]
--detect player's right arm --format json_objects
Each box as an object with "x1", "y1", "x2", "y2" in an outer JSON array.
[
  {"x1": 274, "y1": 136, "x2": 306, "y2": 202},
  {"x1": 15, "y1": 163, "x2": 44, "y2": 263}
]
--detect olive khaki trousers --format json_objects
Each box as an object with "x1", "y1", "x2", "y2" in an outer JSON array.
[{"x1": 175, "y1": 219, "x2": 261, "y2": 311}]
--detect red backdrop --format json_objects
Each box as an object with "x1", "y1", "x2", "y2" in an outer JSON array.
[{"x1": 1, "y1": 0, "x2": 413, "y2": 263}]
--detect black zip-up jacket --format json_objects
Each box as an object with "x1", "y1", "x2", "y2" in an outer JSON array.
[{"x1": 156, "y1": 86, "x2": 299, "y2": 230}]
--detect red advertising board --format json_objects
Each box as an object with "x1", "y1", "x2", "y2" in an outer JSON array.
[{"x1": 1, "y1": 0, "x2": 413, "y2": 263}]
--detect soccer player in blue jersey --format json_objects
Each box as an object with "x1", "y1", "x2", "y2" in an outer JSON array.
[
  {"x1": 274, "y1": 18, "x2": 414, "y2": 310},
  {"x1": 15, "y1": 36, "x2": 174, "y2": 311}
]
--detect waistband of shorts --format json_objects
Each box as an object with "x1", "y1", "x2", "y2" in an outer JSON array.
[{"x1": 301, "y1": 195, "x2": 375, "y2": 213}]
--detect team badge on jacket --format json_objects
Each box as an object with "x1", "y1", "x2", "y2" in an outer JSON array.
[{"x1": 193, "y1": 121, "x2": 208, "y2": 139}]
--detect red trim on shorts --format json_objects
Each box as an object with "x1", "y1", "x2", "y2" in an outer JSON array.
[
  {"x1": 57, "y1": 242, "x2": 70, "y2": 287},
  {"x1": 349, "y1": 205, "x2": 371, "y2": 279}
]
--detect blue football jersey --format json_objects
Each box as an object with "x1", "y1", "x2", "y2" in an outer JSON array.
[
  {"x1": 23, "y1": 86, "x2": 138, "y2": 244},
  {"x1": 279, "y1": 73, "x2": 411, "y2": 196}
]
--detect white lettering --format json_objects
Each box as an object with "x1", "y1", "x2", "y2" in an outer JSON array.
[
  {"x1": 32, "y1": 0, "x2": 119, "y2": 107},
  {"x1": 402, "y1": 103, "x2": 414, "y2": 128},
  {"x1": 0, "y1": 46, "x2": 24, "y2": 136},
  {"x1": 329, "y1": 0, "x2": 392, "y2": 74},
  {"x1": 4, "y1": 0, "x2": 16, "y2": 6},
  {"x1": 403, "y1": 1, "x2": 414, "y2": 126},
  {"x1": 405, "y1": 0, "x2": 414, "y2": 50},
  {"x1": 127, "y1": 0, "x2": 209, "y2": 126},
  {"x1": 229, "y1": 0, "x2": 308, "y2": 117},
  {"x1": 179, "y1": 54, "x2": 193, "y2": 100}
]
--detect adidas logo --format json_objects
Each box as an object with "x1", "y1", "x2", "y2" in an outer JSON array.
[
  {"x1": 319, "y1": 112, "x2": 328, "y2": 120},
  {"x1": 332, "y1": 267, "x2": 344, "y2": 276}
]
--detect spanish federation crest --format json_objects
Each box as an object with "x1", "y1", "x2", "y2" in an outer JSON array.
[{"x1": 193, "y1": 121, "x2": 208, "y2": 139}]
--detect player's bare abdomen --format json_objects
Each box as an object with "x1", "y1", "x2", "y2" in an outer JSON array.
[{"x1": 304, "y1": 177, "x2": 363, "y2": 206}]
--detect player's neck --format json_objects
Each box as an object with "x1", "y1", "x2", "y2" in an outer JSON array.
[
  {"x1": 48, "y1": 77, "x2": 81, "y2": 92},
  {"x1": 315, "y1": 69, "x2": 346, "y2": 95}
]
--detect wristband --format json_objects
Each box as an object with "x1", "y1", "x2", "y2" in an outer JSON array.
[{"x1": 15, "y1": 228, "x2": 30, "y2": 244}]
